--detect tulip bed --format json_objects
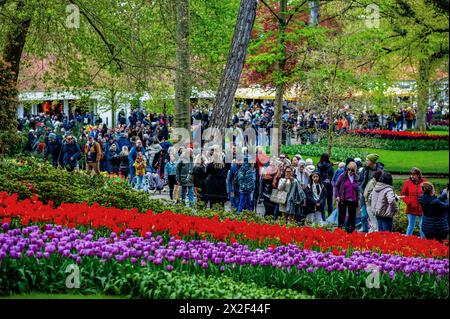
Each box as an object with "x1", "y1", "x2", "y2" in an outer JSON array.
[
  {"x1": 349, "y1": 130, "x2": 448, "y2": 141},
  {"x1": 1, "y1": 193, "x2": 448, "y2": 258},
  {"x1": 0, "y1": 193, "x2": 449, "y2": 299}
]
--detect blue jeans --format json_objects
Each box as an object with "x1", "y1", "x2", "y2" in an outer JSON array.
[
  {"x1": 237, "y1": 192, "x2": 253, "y2": 213},
  {"x1": 230, "y1": 194, "x2": 240, "y2": 210},
  {"x1": 136, "y1": 175, "x2": 144, "y2": 190},
  {"x1": 360, "y1": 204, "x2": 369, "y2": 233},
  {"x1": 406, "y1": 214, "x2": 424, "y2": 237},
  {"x1": 377, "y1": 216, "x2": 393, "y2": 232},
  {"x1": 129, "y1": 165, "x2": 135, "y2": 184},
  {"x1": 181, "y1": 186, "x2": 194, "y2": 207}
]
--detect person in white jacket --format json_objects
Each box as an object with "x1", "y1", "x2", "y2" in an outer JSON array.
[{"x1": 369, "y1": 172, "x2": 399, "y2": 232}]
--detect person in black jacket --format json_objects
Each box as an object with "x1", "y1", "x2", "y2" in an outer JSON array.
[
  {"x1": 44, "y1": 133, "x2": 62, "y2": 168},
  {"x1": 204, "y1": 153, "x2": 228, "y2": 208},
  {"x1": 418, "y1": 182, "x2": 449, "y2": 242},
  {"x1": 299, "y1": 171, "x2": 327, "y2": 226},
  {"x1": 317, "y1": 153, "x2": 334, "y2": 219}
]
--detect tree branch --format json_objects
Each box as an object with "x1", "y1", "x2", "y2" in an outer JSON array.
[
  {"x1": 319, "y1": 1, "x2": 354, "y2": 24},
  {"x1": 69, "y1": 0, "x2": 123, "y2": 71},
  {"x1": 286, "y1": 0, "x2": 308, "y2": 26},
  {"x1": 260, "y1": 0, "x2": 282, "y2": 23}
]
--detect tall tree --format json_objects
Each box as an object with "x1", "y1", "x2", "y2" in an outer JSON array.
[
  {"x1": 208, "y1": 0, "x2": 258, "y2": 130},
  {"x1": 174, "y1": 0, "x2": 191, "y2": 131}
]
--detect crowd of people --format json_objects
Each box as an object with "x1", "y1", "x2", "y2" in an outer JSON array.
[{"x1": 17, "y1": 103, "x2": 448, "y2": 240}]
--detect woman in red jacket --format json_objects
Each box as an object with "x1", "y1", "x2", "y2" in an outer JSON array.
[{"x1": 401, "y1": 167, "x2": 426, "y2": 237}]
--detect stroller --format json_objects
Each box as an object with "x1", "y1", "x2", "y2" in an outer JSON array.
[{"x1": 132, "y1": 165, "x2": 165, "y2": 194}]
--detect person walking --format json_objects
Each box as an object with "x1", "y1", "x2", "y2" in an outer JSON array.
[
  {"x1": 60, "y1": 134, "x2": 81, "y2": 172},
  {"x1": 192, "y1": 154, "x2": 207, "y2": 205},
  {"x1": 358, "y1": 153, "x2": 384, "y2": 233},
  {"x1": 107, "y1": 143, "x2": 121, "y2": 175},
  {"x1": 227, "y1": 159, "x2": 241, "y2": 211},
  {"x1": 164, "y1": 154, "x2": 178, "y2": 200},
  {"x1": 84, "y1": 136, "x2": 102, "y2": 175},
  {"x1": 133, "y1": 152, "x2": 147, "y2": 190},
  {"x1": 119, "y1": 146, "x2": 130, "y2": 179},
  {"x1": 303, "y1": 171, "x2": 326, "y2": 226},
  {"x1": 204, "y1": 152, "x2": 228, "y2": 208},
  {"x1": 44, "y1": 133, "x2": 62, "y2": 168},
  {"x1": 317, "y1": 153, "x2": 334, "y2": 219},
  {"x1": 176, "y1": 148, "x2": 195, "y2": 207},
  {"x1": 128, "y1": 139, "x2": 146, "y2": 183},
  {"x1": 259, "y1": 158, "x2": 279, "y2": 219},
  {"x1": 370, "y1": 172, "x2": 399, "y2": 232},
  {"x1": 419, "y1": 182, "x2": 449, "y2": 242},
  {"x1": 402, "y1": 167, "x2": 426, "y2": 237},
  {"x1": 363, "y1": 170, "x2": 384, "y2": 232},
  {"x1": 336, "y1": 162, "x2": 359, "y2": 233},
  {"x1": 236, "y1": 157, "x2": 256, "y2": 213}
]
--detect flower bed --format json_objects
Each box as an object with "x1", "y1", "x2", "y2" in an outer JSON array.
[
  {"x1": 1, "y1": 192, "x2": 448, "y2": 258},
  {"x1": 349, "y1": 130, "x2": 448, "y2": 141},
  {"x1": 1, "y1": 224, "x2": 447, "y2": 298}
]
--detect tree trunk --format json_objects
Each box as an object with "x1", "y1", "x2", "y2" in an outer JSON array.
[
  {"x1": 273, "y1": 0, "x2": 287, "y2": 155},
  {"x1": 416, "y1": 57, "x2": 431, "y2": 132},
  {"x1": 209, "y1": 0, "x2": 258, "y2": 130},
  {"x1": 0, "y1": 0, "x2": 31, "y2": 155},
  {"x1": 174, "y1": 0, "x2": 191, "y2": 131},
  {"x1": 327, "y1": 101, "x2": 334, "y2": 159},
  {"x1": 308, "y1": 1, "x2": 319, "y2": 25}
]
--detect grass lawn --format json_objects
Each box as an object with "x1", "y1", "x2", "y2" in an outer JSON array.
[
  {"x1": 0, "y1": 293, "x2": 126, "y2": 299},
  {"x1": 428, "y1": 131, "x2": 449, "y2": 135},
  {"x1": 294, "y1": 151, "x2": 448, "y2": 175},
  {"x1": 360, "y1": 149, "x2": 449, "y2": 174}
]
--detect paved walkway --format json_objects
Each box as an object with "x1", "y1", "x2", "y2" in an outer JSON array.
[{"x1": 148, "y1": 189, "x2": 266, "y2": 217}]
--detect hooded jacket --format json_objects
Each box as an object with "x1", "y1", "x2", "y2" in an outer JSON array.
[
  {"x1": 176, "y1": 156, "x2": 194, "y2": 187},
  {"x1": 370, "y1": 182, "x2": 399, "y2": 218},
  {"x1": 418, "y1": 194, "x2": 449, "y2": 235}
]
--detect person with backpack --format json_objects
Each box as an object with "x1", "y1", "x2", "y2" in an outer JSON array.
[
  {"x1": 370, "y1": 172, "x2": 399, "y2": 232},
  {"x1": 363, "y1": 170, "x2": 384, "y2": 232},
  {"x1": 317, "y1": 153, "x2": 334, "y2": 219},
  {"x1": 358, "y1": 153, "x2": 384, "y2": 233},
  {"x1": 176, "y1": 148, "x2": 195, "y2": 207},
  {"x1": 236, "y1": 157, "x2": 256, "y2": 213}
]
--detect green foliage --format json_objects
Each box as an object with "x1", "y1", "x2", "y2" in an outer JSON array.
[
  {"x1": 0, "y1": 247, "x2": 446, "y2": 299},
  {"x1": 0, "y1": 252, "x2": 311, "y2": 299}
]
